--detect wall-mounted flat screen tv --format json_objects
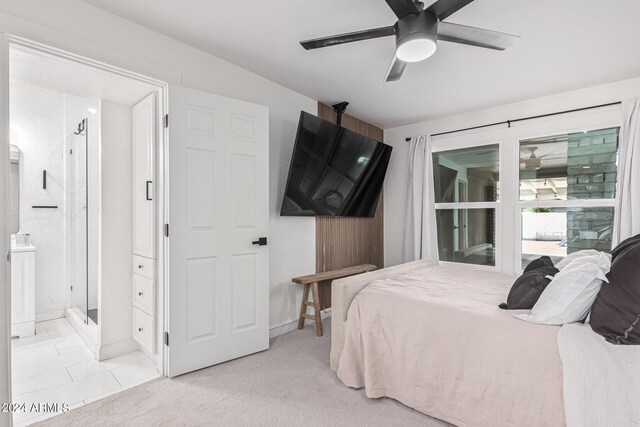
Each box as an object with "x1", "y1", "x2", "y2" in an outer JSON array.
[{"x1": 280, "y1": 111, "x2": 392, "y2": 217}]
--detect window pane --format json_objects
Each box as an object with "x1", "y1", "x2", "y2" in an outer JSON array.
[
  {"x1": 521, "y1": 207, "x2": 614, "y2": 269},
  {"x1": 436, "y1": 208, "x2": 496, "y2": 266},
  {"x1": 433, "y1": 144, "x2": 499, "y2": 203},
  {"x1": 519, "y1": 128, "x2": 619, "y2": 201}
]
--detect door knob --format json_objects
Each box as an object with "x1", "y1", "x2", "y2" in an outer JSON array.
[
  {"x1": 252, "y1": 237, "x2": 267, "y2": 246},
  {"x1": 138, "y1": 292, "x2": 143, "y2": 296},
  {"x1": 138, "y1": 265, "x2": 143, "y2": 269},
  {"x1": 138, "y1": 328, "x2": 143, "y2": 332}
]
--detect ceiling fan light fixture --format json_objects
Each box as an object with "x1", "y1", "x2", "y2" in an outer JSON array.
[
  {"x1": 396, "y1": 36, "x2": 437, "y2": 62},
  {"x1": 394, "y1": 12, "x2": 438, "y2": 63},
  {"x1": 299, "y1": 0, "x2": 521, "y2": 82}
]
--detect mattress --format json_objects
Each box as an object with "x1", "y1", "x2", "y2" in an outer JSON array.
[{"x1": 336, "y1": 264, "x2": 565, "y2": 427}]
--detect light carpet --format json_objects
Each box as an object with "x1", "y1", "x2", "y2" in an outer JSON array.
[{"x1": 38, "y1": 320, "x2": 448, "y2": 426}]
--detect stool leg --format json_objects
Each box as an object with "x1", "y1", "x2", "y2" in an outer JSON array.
[
  {"x1": 311, "y1": 281, "x2": 323, "y2": 337},
  {"x1": 298, "y1": 283, "x2": 310, "y2": 330}
]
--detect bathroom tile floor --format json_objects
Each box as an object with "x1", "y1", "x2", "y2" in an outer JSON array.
[{"x1": 10, "y1": 318, "x2": 160, "y2": 426}]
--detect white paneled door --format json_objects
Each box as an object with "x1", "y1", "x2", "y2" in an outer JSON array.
[{"x1": 168, "y1": 86, "x2": 269, "y2": 377}]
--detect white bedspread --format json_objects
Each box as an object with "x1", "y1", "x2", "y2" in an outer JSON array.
[
  {"x1": 558, "y1": 322, "x2": 640, "y2": 427},
  {"x1": 337, "y1": 264, "x2": 565, "y2": 427}
]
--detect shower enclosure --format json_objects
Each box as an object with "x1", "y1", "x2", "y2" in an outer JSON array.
[{"x1": 67, "y1": 115, "x2": 99, "y2": 325}]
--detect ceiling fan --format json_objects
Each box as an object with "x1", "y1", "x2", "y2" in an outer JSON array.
[
  {"x1": 520, "y1": 146, "x2": 546, "y2": 169},
  {"x1": 300, "y1": 0, "x2": 520, "y2": 82}
]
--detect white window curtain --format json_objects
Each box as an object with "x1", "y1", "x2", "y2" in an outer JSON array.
[
  {"x1": 402, "y1": 135, "x2": 438, "y2": 262},
  {"x1": 613, "y1": 98, "x2": 640, "y2": 244}
]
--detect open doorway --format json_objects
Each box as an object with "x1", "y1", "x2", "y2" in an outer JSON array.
[{"x1": 7, "y1": 39, "x2": 167, "y2": 425}]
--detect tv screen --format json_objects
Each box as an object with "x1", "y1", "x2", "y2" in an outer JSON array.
[{"x1": 280, "y1": 111, "x2": 392, "y2": 217}]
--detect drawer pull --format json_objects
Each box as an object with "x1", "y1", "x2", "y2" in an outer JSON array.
[
  {"x1": 138, "y1": 264, "x2": 144, "y2": 269},
  {"x1": 138, "y1": 291, "x2": 144, "y2": 296},
  {"x1": 138, "y1": 327, "x2": 143, "y2": 332}
]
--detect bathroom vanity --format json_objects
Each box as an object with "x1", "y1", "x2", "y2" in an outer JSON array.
[{"x1": 11, "y1": 237, "x2": 36, "y2": 338}]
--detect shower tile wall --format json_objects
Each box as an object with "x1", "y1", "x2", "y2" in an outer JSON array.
[
  {"x1": 10, "y1": 82, "x2": 100, "y2": 322},
  {"x1": 11, "y1": 83, "x2": 66, "y2": 322}
]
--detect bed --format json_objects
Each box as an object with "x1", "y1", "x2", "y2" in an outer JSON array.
[{"x1": 331, "y1": 259, "x2": 566, "y2": 427}]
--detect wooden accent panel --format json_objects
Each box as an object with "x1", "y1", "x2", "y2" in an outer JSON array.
[{"x1": 316, "y1": 103, "x2": 385, "y2": 309}]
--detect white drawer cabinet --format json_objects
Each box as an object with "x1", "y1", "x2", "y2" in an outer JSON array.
[
  {"x1": 133, "y1": 307, "x2": 156, "y2": 354},
  {"x1": 133, "y1": 273, "x2": 156, "y2": 317},
  {"x1": 133, "y1": 254, "x2": 156, "y2": 280},
  {"x1": 131, "y1": 93, "x2": 158, "y2": 359}
]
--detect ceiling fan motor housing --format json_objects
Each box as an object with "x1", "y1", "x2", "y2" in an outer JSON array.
[{"x1": 394, "y1": 12, "x2": 438, "y2": 61}]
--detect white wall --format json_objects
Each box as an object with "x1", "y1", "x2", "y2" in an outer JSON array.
[
  {"x1": 384, "y1": 76, "x2": 640, "y2": 270},
  {"x1": 522, "y1": 213, "x2": 566, "y2": 241},
  {"x1": 10, "y1": 83, "x2": 66, "y2": 321},
  {"x1": 99, "y1": 100, "x2": 137, "y2": 358},
  {"x1": 0, "y1": 0, "x2": 317, "y2": 334}
]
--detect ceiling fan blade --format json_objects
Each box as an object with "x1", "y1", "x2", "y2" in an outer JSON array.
[
  {"x1": 385, "y1": 55, "x2": 407, "y2": 82},
  {"x1": 300, "y1": 26, "x2": 396, "y2": 50},
  {"x1": 426, "y1": 0, "x2": 474, "y2": 20},
  {"x1": 385, "y1": 0, "x2": 420, "y2": 19},
  {"x1": 437, "y1": 22, "x2": 520, "y2": 51}
]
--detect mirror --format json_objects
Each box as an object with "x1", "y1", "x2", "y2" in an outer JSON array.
[{"x1": 10, "y1": 144, "x2": 21, "y2": 234}]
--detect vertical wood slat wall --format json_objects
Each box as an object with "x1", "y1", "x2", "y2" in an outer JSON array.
[{"x1": 316, "y1": 103, "x2": 385, "y2": 309}]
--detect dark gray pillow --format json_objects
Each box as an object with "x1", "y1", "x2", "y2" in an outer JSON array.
[
  {"x1": 499, "y1": 265, "x2": 559, "y2": 310},
  {"x1": 523, "y1": 255, "x2": 554, "y2": 273},
  {"x1": 590, "y1": 241, "x2": 640, "y2": 344},
  {"x1": 610, "y1": 233, "x2": 640, "y2": 261}
]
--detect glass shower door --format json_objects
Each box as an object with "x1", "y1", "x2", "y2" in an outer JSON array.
[{"x1": 69, "y1": 118, "x2": 89, "y2": 324}]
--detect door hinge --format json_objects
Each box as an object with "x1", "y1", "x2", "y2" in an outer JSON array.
[
  {"x1": 164, "y1": 114, "x2": 169, "y2": 128},
  {"x1": 71, "y1": 285, "x2": 73, "y2": 291},
  {"x1": 164, "y1": 224, "x2": 169, "y2": 237},
  {"x1": 164, "y1": 332, "x2": 169, "y2": 346},
  {"x1": 6, "y1": 252, "x2": 10, "y2": 262}
]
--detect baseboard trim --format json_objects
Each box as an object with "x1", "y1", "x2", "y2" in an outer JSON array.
[
  {"x1": 98, "y1": 338, "x2": 140, "y2": 361},
  {"x1": 66, "y1": 308, "x2": 99, "y2": 357},
  {"x1": 35, "y1": 311, "x2": 66, "y2": 323},
  {"x1": 269, "y1": 310, "x2": 331, "y2": 339},
  {"x1": 11, "y1": 321, "x2": 35, "y2": 338}
]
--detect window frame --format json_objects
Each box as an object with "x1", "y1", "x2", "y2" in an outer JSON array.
[
  {"x1": 513, "y1": 124, "x2": 620, "y2": 273},
  {"x1": 429, "y1": 105, "x2": 621, "y2": 275},
  {"x1": 432, "y1": 138, "x2": 503, "y2": 272}
]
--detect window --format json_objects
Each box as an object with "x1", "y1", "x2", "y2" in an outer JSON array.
[
  {"x1": 518, "y1": 127, "x2": 618, "y2": 268},
  {"x1": 433, "y1": 144, "x2": 499, "y2": 267}
]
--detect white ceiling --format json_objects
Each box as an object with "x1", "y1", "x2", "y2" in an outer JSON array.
[
  {"x1": 10, "y1": 46, "x2": 158, "y2": 106},
  {"x1": 83, "y1": 0, "x2": 640, "y2": 128}
]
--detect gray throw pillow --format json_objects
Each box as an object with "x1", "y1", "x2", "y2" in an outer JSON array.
[
  {"x1": 523, "y1": 255, "x2": 554, "y2": 273},
  {"x1": 499, "y1": 265, "x2": 559, "y2": 310},
  {"x1": 590, "y1": 240, "x2": 640, "y2": 344},
  {"x1": 611, "y1": 233, "x2": 640, "y2": 261}
]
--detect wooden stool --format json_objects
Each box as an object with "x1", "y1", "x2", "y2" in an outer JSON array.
[
  {"x1": 292, "y1": 264, "x2": 376, "y2": 337},
  {"x1": 297, "y1": 281, "x2": 323, "y2": 336}
]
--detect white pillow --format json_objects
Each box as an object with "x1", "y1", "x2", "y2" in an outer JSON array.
[
  {"x1": 515, "y1": 251, "x2": 611, "y2": 325},
  {"x1": 554, "y1": 249, "x2": 609, "y2": 270}
]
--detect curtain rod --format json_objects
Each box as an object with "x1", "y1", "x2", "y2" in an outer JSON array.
[{"x1": 404, "y1": 101, "x2": 622, "y2": 141}]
